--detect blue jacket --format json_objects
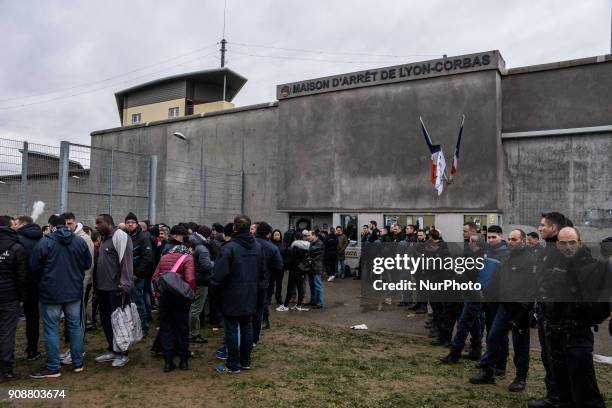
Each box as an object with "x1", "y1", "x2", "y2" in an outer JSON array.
[
  {"x1": 255, "y1": 236, "x2": 283, "y2": 289},
  {"x1": 30, "y1": 226, "x2": 92, "y2": 304},
  {"x1": 210, "y1": 233, "x2": 265, "y2": 317}
]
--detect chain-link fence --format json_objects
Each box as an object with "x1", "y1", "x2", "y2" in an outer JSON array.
[
  {"x1": 0, "y1": 138, "x2": 156, "y2": 227},
  {"x1": 165, "y1": 158, "x2": 243, "y2": 226}
]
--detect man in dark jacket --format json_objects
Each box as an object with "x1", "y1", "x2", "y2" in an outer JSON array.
[
  {"x1": 536, "y1": 227, "x2": 606, "y2": 408},
  {"x1": 188, "y1": 228, "x2": 213, "y2": 344},
  {"x1": 528, "y1": 212, "x2": 571, "y2": 408},
  {"x1": 306, "y1": 230, "x2": 324, "y2": 308},
  {"x1": 13, "y1": 215, "x2": 43, "y2": 360},
  {"x1": 470, "y1": 229, "x2": 536, "y2": 391},
  {"x1": 323, "y1": 229, "x2": 338, "y2": 282},
  {"x1": 255, "y1": 222, "x2": 283, "y2": 335},
  {"x1": 211, "y1": 215, "x2": 265, "y2": 374},
  {"x1": 0, "y1": 216, "x2": 27, "y2": 380},
  {"x1": 93, "y1": 214, "x2": 133, "y2": 368},
  {"x1": 125, "y1": 212, "x2": 153, "y2": 337},
  {"x1": 29, "y1": 215, "x2": 91, "y2": 379}
]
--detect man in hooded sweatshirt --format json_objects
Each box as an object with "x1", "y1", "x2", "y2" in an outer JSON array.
[
  {"x1": 211, "y1": 215, "x2": 265, "y2": 374},
  {"x1": 29, "y1": 214, "x2": 91, "y2": 379},
  {"x1": 59, "y1": 212, "x2": 94, "y2": 365},
  {"x1": 13, "y1": 215, "x2": 43, "y2": 361},
  {"x1": 0, "y1": 215, "x2": 27, "y2": 381}
]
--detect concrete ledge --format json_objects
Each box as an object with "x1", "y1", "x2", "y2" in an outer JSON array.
[
  {"x1": 502, "y1": 125, "x2": 612, "y2": 139},
  {"x1": 506, "y1": 54, "x2": 612, "y2": 76},
  {"x1": 91, "y1": 101, "x2": 278, "y2": 136}
]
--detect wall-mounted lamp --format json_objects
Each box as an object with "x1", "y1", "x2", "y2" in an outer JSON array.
[{"x1": 173, "y1": 132, "x2": 189, "y2": 143}]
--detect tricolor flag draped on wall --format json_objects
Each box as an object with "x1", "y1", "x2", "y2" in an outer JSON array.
[
  {"x1": 419, "y1": 117, "x2": 446, "y2": 195},
  {"x1": 450, "y1": 115, "x2": 465, "y2": 175}
]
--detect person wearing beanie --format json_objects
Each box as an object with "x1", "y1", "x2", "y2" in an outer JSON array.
[
  {"x1": 254, "y1": 222, "x2": 283, "y2": 337},
  {"x1": 162, "y1": 225, "x2": 188, "y2": 255},
  {"x1": 124, "y1": 212, "x2": 153, "y2": 337},
  {"x1": 124, "y1": 212, "x2": 138, "y2": 224}
]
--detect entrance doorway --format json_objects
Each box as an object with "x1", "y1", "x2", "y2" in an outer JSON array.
[{"x1": 289, "y1": 213, "x2": 333, "y2": 233}]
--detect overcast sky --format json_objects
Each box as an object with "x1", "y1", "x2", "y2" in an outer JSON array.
[{"x1": 0, "y1": 0, "x2": 610, "y2": 147}]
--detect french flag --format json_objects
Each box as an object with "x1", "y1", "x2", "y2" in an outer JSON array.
[
  {"x1": 451, "y1": 115, "x2": 465, "y2": 175},
  {"x1": 419, "y1": 117, "x2": 446, "y2": 195}
]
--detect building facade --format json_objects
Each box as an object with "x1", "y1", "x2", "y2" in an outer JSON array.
[{"x1": 92, "y1": 50, "x2": 612, "y2": 243}]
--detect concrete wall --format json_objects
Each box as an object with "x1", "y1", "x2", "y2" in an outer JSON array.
[
  {"x1": 277, "y1": 70, "x2": 503, "y2": 212},
  {"x1": 92, "y1": 104, "x2": 286, "y2": 228},
  {"x1": 502, "y1": 132, "x2": 612, "y2": 237},
  {"x1": 502, "y1": 58, "x2": 612, "y2": 132}
]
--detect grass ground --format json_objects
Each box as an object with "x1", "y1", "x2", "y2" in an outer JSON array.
[{"x1": 2, "y1": 318, "x2": 611, "y2": 408}]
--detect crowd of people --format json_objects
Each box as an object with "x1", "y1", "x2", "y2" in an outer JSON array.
[
  {"x1": 0, "y1": 211, "x2": 352, "y2": 379},
  {"x1": 359, "y1": 213, "x2": 612, "y2": 408},
  {"x1": 0, "y1": 209, "x2": 611, "y2": 408}
]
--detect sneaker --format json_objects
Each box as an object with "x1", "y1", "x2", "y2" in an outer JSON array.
[
  {"x1": 26, "y1": 351, "x2": 41, "y2": 361},
  {"x1": 296, "y1": 306, "x2": 310, "y2": 312},
  {"x1": 311, "y1": 304, "x2": 323, "y2": 309},
  {"x1": 95, "y1": 352, "x2": 116, "y2": 363},
  {"x1": 240, "y1": 365, "x2": 251, "y2": 370},
  {"x1": 189, "y1": 335, "x2": 208, "y2": 344},
  {"x1": 276, "y1": 305, "x2": 290, "y2": 312},
  {"x1": 112, "y1": 355, "x2": 129, "y2": 367},
  {"x1": 73, "y1": 365, "x2": 84, "y2": 373},
  {"x1": 60, "y1": 352, "x2": 72, "y2": 365},
  {"x1": 289, "y1": 305, "x2": 298, "y2": 311},
  {"x1": 215, "y1": 363, "x2": 240, "y2": 374},
  {"x1": 2, "y1": 372, "x2": 14, "y2": 382},
  {"x1": 216, "y1": 350, "x2": 228, "y2": 361},
  {"x1": 59, "y1": 350, "x2": 70, "y2": 360},
  {"x1": 30, "y1": 367, "x2": 61, "y2": 379},
  {"x1": 327, "y1": 276, "x2": 335, "y2": 282}
]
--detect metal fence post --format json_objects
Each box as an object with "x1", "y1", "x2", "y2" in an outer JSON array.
[
  {"x1": 20, "y1": 141, "x2": 28, "y2": 214},
  {"x1": 148, "y1": 155, "x2": 157, "y2": 224},
  {"x1": 58, "y1": 141, "x2": 70, "y2": 213},
  {"x1": 108, "y1": 149, "x2": 114, "y2": 215}
]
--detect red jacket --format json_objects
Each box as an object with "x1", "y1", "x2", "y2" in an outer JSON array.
[{"x1": 151, "y1": 252, "x2": 196, "y2": 298}]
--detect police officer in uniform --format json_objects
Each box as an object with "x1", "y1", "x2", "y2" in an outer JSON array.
[{"x1": 534, "y1": 226, "x2": 608, "y2": 408}]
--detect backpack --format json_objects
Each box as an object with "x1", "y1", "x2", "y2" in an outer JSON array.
[{"x1": 157, "y1": 255, "x2": 194, "y2": 304}]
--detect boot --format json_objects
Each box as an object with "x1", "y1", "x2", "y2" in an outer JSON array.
[
  {"x1": 179, "y1": 359, "x2": 189, "y2": 370},
  {"x1": 469, "y1": 369, "x2": 495, "y2": 384},
  {"x1": 467, "y1": 347, "x2": 482, "y2": 361},
  {"x1": 439, "y1": 352, "x2": 460, "y2": 365},
  {"x1": 163, "y1": 360, "x2": 176, "y2": 372},
  {"x1": 430, "y1": 337, "x2": 450, "y2": 347},
  {"x1": 508, "y1": 377, "x2": 526, "y2": 392},
  {"x1": 527, "y1": 395, "x2": 561, "y2": 408}
]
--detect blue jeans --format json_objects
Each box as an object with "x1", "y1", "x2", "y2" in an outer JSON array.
[
  {"x1": 450, "y1": 301, "x2": 483, "y2": 355},
  {"x1": 41, "y1": 300, "x2": 83, "y2": 371},
  {"x1": 480, "y1": 304, "x2": 510, "y2": 374},
  {"x1": 308, "y1": 274, "x2": 323, "y2": 306},
  {"x1": 223, "y1": 315, "x2": 253, "y2": 371},
  {"x1": 337, "y1": 259, "x2": 346, "y2": 277},
  {"x1": 130, "y1": 278, "x2": 149, "y2": 334}
]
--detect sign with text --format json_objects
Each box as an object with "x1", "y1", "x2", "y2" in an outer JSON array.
[{"x1": 277, "y1": 51, "x2": 505, "y2": 100}]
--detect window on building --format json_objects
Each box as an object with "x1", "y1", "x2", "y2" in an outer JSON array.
[
  {"x1": 168, "y1": 107, "x2": 180, "y2": 118},
  {"x1": 340, "y1": 214, "x2": 358, "y2": 241},
  {"x1": 131, "y1": 113, "x2": 141, "y2": 124},
  {"x1": 384, "y1": 214, "x2": 436, "y2": 230}
]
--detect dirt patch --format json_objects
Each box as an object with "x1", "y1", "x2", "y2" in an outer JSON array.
[{"x1": 4, "y1": 315, "x2": 612, "y2": 408}]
